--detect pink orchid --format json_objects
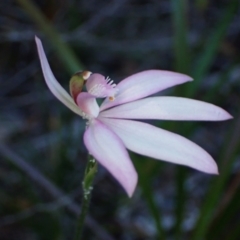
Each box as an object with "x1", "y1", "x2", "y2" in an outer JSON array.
[{"x1": 35, "y1": 37, "x2": 232, "y2": 197}]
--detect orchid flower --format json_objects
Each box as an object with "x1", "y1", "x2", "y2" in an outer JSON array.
[{"x1": 35, "y1": 37, "x2": 232, "y2": 197}]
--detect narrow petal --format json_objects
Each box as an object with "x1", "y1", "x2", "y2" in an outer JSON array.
[
  {"x1": 84, "y1": 119, "x2": 138, "y2": 197},
  {"x1": 100, "y1": 97, "x2": 233, "y2": 121},
  {"x1": 76, "y1": 92, "x2": 99, "y2": 118},
  {"x1": 99, "y1": 118, "x2": 218, "y2": 174},
  {"x1": 100, "y1": 70, "x2": 192, "y2": 111},
  {"x1": 35, "y1": 36, "x2": 83, "y2": 116}
]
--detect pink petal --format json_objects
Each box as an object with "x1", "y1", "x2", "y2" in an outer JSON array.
[
  {"x1": 76, "y1": 92, "x2": 99, "y2": 118},
  {"x1": 100, "y1": 97, "x2": 233, "y2": 121},
  {"x1": 99, "y1": 118, "x2": 218, "y2": 174},
  {"x1": 35, "y1": 37, "x2": 83, "y2": 116},
  {"x1": 100, "y1": 70, "x2": 192, "y2": 111},
  {"x1": 84, "y1": 119, "x2": 138, "y2": 197},
  {"x1": 86, "y1": 73, "x2": 118, "y2": 98}
]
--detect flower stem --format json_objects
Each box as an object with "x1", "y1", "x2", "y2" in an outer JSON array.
[{"x1": 74, "y1": 155, "x2": 97, "y2": 240}]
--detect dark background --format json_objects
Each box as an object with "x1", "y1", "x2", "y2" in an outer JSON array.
[{"x1": 0, "y1": 0, "x2": 240, "y2": 239}]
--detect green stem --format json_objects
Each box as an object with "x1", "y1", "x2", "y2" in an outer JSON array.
[
  {"x1": 171, "y1": 0, "x2": 189, "y2": 75},
  {"x1": 74, "y1": 155, "x2": 97, "y2": 240}
]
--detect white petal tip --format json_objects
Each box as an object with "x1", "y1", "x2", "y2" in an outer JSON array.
[
  {"x1": 218, "y1": 110, "x2": 233, "y2": 121},
  {"x1": 126, "y1": 190, "x2": 134, "y2": 198},
  {"x1": 125, "y1": 178, "x2": 137, "y2": 198},
  {"x1": 35, "y1": 36, "x2": 41, "y2": 44},
  {"x1": 119, "y1": 170, "x2": 138, "y2": 198},
  {"x1": 200, "y1": 162, "x2": 219, "y2": 175},
  {"x1": 177, "y1": 74, "x2": 193, "y2": 83},
  {"x1": 225, "y1": 113, "x2": 234, "y2": 120},
  {"x1": 207, "y1": 106, "x2": 233, "y2": 121},
  {"x1": 207, "y1": 167, "x2": 219, "y2": 175}
]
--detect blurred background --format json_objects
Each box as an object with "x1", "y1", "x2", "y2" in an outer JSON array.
[{"x1": 0, "y1": 0, "x2": 239, "y2": 239}]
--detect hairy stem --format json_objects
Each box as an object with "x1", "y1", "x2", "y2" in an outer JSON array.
[{"x1": 74, "y1": 155, "x2": 97, "y2": 240}]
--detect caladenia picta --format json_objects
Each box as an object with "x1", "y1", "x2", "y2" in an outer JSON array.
[
  {"x1": 35, "y1": 36, "x2": 233, "y2": 239},
  {"x1": 35, "y1": 36, "x2": 233, "y2": 197}
]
